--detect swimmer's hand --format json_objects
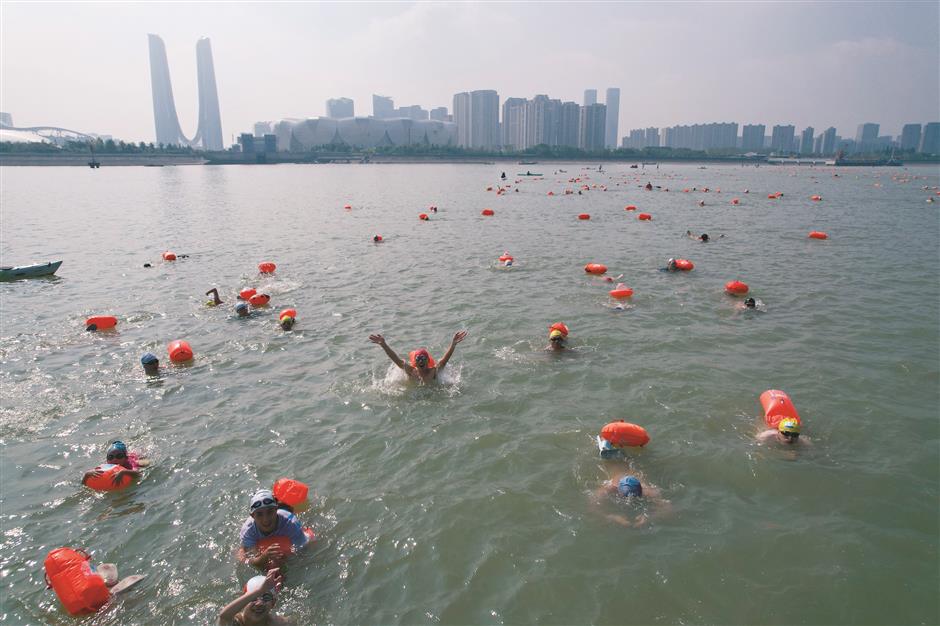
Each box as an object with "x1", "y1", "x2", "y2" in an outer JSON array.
[
  {"x1": 368, "y1": 334, "x2": 386, "y2": 346},
  {"x1": 606, "y1": 514, "x2": 632, "y2": 527},
  {"x1": 82, "y1": 469, "x2": 103, "y2": 484},
  {"x1": 261, "y1": 568, "x2": 283, "y2": 594},
  {"x1": 451, "y1": 330, "x2": 468, "y2": 345}
]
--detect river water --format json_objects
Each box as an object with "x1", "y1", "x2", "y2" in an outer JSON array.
[{"x1": 1, "y1": 162, "x2": 938, "y2": 625}]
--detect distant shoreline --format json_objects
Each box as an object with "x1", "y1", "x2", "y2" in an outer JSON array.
[{"x1": 2, "y1": 152, "x2": 937, "y2": 167}]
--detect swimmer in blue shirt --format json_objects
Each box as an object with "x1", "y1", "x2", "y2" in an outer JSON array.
[{"x1": 237, "y1": 490, "x2": 309, "y2": 571}]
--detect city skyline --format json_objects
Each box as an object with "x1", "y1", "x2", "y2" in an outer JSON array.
[{"x1": 1, "y1": 2, "x2": 938, "y2": 143}]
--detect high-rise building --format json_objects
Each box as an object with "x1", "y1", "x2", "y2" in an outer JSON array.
[
  {"x1": 624, "y1": 128, "x2": 659, "y2": 149},
  {"x1": 453, "y1": 92, "x2": 471, "y2": 147},
  {"x1": 470, "y1": 90, "x2": 500, "y2": 149},
  {"x1": 583, "y1": 89, "x2": 597, "y2": 106},
  {"x1": 770, "y1": 125, "x2": 795, "y2": 153},
  {"x1": 0, "y1": 112, "x2": 11, "y2": 127},
  {"x1": 147, "y1": 34, "x2": 223, "y2": 150},
  {"x1": 501, "y1": 98, "x2": 527, "y2": 149},
  {"x1": 900, "y1": 124, "x2": 922, "y2": 151},
  {"x1": 397, "y1": 105, "x2": 429, "y2": 120},
  {"x1": 800, "y1": 126, "x2": 815, "y2": 154},
  {"x1": 253, "y1": 122, "x2": 272, "y2": 137},
  {"x1": 741, "y1": 124, "x2": 765, "y2": 151},
  {"x1": 326, "y1": 98, "x2": 354, "y2": 118},
  {"x1": 558, "y1": 102, "x2": 580, "y2": 148},
  {"x1": 579, "y1": 103, "x2": 606, "y2": 150},
  {"x1": 526, "y1": 95, "x2": 560, "y2": 147},
  {"x1": 813, "y1": 133, "x2": 823, "y2": 154},
  {"x1": 604, "y1": 88, "x2": 620, "y2": 149},
  {"x1": 920, "y1": 122, "x2": 940, "y2": 154},
  {"x1": 430, "y1": 107, "x2": 448, "y2": 122},
  {"x1": 855, "y1": 123, "x2": 879, "y2": 153},
  {"x1": 821, "y1": 127, "x2": 837, "y2": 156},
  {"x1": 373, "y1": 95, "x2": 394, "y2": 118}
]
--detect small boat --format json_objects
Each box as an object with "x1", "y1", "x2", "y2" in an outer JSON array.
[
  {"x1": 518, "y1": 160, "x2": 538, "y2": 165},
  {"x1": 0, "y1": 260, "x2": 63, "y2": 281},
  {"x1": 629, "y1": 164, "x2": 638, "y2": 168},
  {"x1": 517, "y1": 172, "x2": 542, "y2": 176}
]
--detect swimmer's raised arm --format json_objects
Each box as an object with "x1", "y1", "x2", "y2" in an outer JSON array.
[
  {"x1": 369, "y1": 334, "x2": 407, "y2": 370},
  {"x1": 205, "y1": 288, "x2": 223, "y2": 305},
  {"x1": 436, "y1": 330, "x2": 468, "y2": 371}
]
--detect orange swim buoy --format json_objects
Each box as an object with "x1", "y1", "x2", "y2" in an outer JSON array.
[
  {"x1": 373, "y1": 234, "x2": 383, "y2": 242},
  {"x1": 578, "y1": 213, "x2": 590, "y2": 220},
  {"x1": 408, "y1": 350, "x2": 436, "y2": 368},
  {"x1": 600, "y1": 421, "x2": 650, "y2": 447},
  {"x1": 248, "y1": 293, "x2": 270, "y2": 307},
  {"x1": 83, "y1": 464, "x2": 133, "y2": 492},
  {"x1": 258, "y1": 262, "x2": 276, "y2": 274},
  {"x1": 343, "y1": 204, "x2": 352, "y2": 210},
  {"x1": 609, "y1": 283, "x2": 634, "y2": 299},
  {"x1": 625, "y1": 205, "x2": 637, "y2": 211},
  {"x1": 481, "y1": 209, "x2": 494, "y2": 216},
  {"x1": 163, "y1": 251, "x2": 176, "y2": 261},
  {"x1": 732, "y1": 198, "x2": 740, "y2": 205},
  {"x1": 167, "y1": 339, "x2": 193, "y2": 363},
  {"x1": 419, "y1": 213, "x2": 429, "y2": 221},
  {"x1": 239, "y1": 288, "x2": 257, "y2": 301},
  {"x1": 547, "y1": 191, "x2": 555, "y2": 196},
  {"x1": 674, "y1": 259, "x2": 694, "y2": 271},
  {"x1": 549, "y1": 322, "x2": 569, "y2": 337},
  {"x1": 808, "y1": 231, "x2": 828, "y2": 240},
  {"x1": 760, "y1": 389, "x2": 802, "y2": 430},
  {"x1": 810, "y1": 195, "x2": 822, "y2": 201},
  {"x1": 584, "y1": 263, "x2": 607, "y2": 274},
  {"x1": 725, "y1": 280, "x2": 749, "y2": 295},
  {"x1": 638, "y1": 213, "x2": 652, "y2": 221},
  {"x1": 85, "y1": 316, "x2": 117, "y2": 331},
  {"x1": 498, "y1": 252, "x2": 513, "y2": 262},
  {"x1": 768, "y1": 193, "x2": 778, "y2": 199},
  {"x1": 44, "y1": 548, "x2": 111, "y2": 615},
  {"x1": 279, "y1": 308, "x2": 297, "y2": 321},
  {"x1": 257, "y1": 535, "x2": 293, "y2": 555},
  {"x1": 273, "y1": 478, "x2": 309, "y2": 507}
]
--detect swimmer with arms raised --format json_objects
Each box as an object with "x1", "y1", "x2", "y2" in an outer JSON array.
[
  {"x1": 218, "y1": 568, "x2": 287, "y2": 626},
  {"x1": 593, "y1": 470, "x2": 671, "y2": 528},
  {"x1": 369, "y1": 330, "x2": 468, "y2": 383}
]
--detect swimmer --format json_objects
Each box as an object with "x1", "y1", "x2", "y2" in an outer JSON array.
[
  {"x1": 601, "y1": 273, "x2": 624, "y2": 283},
  {"x1": 218, "y1": 567, "x2": 287, "y2": 625},
  {"x1": 698, "y1": 200, "x2": 705, "y2": 207},
  {"x1": 686, "y1": 231, "x2": 723, "y2": 242},
  {"x1": 592, "y1": 470, "x2": 671, "y2": 528},
  {"x1": 279, "y1": 316, "x2": 295, "y2": 331},
  {"x1": 430, "y1": 206, "x2": 438, "y2": 213},
  {"x1": 82, "y1": 441, "x2": 148, "y2": 487},
  {"x1": 143, "y1": 263, "x2": 152, "y2": 268},
  {"x1": 743, "y1": 297, "x2": 757, "y2": 309},
  {"x1": 369, "y1": 330, "x2": 468, "y2": 383},
  {"x1": 547, "y1": 329, "x2": 567, "y2": 351},
  {"x1": 237, "y1": 490, "x2": 310, "y2": 571},
  {"x1": 663, "y1": 258, "x2": 678, "y2": 272},
  {"x1": 757, "y1": 417, "x2": 811, "y2": 446},
  {"x1": 141, "y1": 352, "x2": 160, "y2": 376},
  {"x1": 500, "y1": 171, "x2": 506, "y2": 179},
  {"x1": 236, "y1": 302, "x2": 250, "y2": 318},
  {"x1": 644, "y1": 182, "x2": 653, "y2": 190},
  {"x1": 373, "y1": 235, "x2": 383, "y2": 243},
  {"x1": 206, "y1": 288, "x2": 223, "y2": 307},
  {"x1": 502, "y1": 258, "x2": 513, "y2": 267}
]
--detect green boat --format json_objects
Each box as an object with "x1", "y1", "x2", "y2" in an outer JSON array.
[
  {"x1": 517, "y1": 172, "x2": 543, "y2": 176},
  {"x1": 0, "y1": 260, "x2": 63, "y2": 281}
]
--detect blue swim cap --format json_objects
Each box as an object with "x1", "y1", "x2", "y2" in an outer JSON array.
[
  {"x1": 140, "y1": 352, "x2": 158, "y2": 365},
  {"x1": 235, "y1": 302, "x2": 249, "y2": 312},
  {"x1": 107, "y1": 440, "x2": 128, "y2": 455},
  {"x1": 618, "y1": 475, "x2": 643, "y2": 497}
]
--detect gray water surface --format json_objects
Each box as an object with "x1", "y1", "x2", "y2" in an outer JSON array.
[{"x1": 1, "y1": 163, "x2": 938, "y2": 625}]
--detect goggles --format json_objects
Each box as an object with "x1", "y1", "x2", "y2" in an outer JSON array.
[
  {"x1": 250, "y1": 497, "x2": 277, "y2": 511},
  {"x1": 107, "y1": 451, "x2": 127, "y2": 460}
]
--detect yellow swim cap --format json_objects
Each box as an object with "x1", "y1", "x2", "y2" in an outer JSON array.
[
  {"x1": 549, "y1": 329, "x2": 564, "y2": 340},
  {"x1": 778, "y1": 418, "x2": 800, "y2": 434}
]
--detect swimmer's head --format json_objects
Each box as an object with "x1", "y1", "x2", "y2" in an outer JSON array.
[
  {"x1": 618, "y1": 475, "x2": 643, "y2": 497},
  {"x1": 701, "y1": 233, "x2": 709, "y2": 242},
  {"x1": 778, "y1": 418, "x2": 800, "y2": 442},
  {"x1": 279, "y1": 316, "x2": 295, "y2": 330},
  {"x1": 106, "y1": 441, "x2": 128, "y2": 461},
  {"x1": 235, "y1": 302, "x2": 249, "y2": 317},
  {"x1": 744, "y1": 298, "x2": 756, "y2": 309},
  {"x1": 412, "y1": 348, "x2": 431, "y2": 368},
  {"x1": 244, "y1": 575, "x2": 277, "y2": 612},
  {"x1": 249, "y1": 489, "x2": 278, "y2": 513},
  {"x1": 141, "y1": 352, "x2": 159, "y2": 366},
  {"x1": 666, "y1": 258, "x2": 677, "y2": 270},
  {"x1": 549, "y1": 329, "x2": 565, "y2": 343}
]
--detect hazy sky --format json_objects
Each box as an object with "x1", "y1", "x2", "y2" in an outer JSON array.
[{"x1": 2, "y1": 1, "x2": 938, "y2": 143}]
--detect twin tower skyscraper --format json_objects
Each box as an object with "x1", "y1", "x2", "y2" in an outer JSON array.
[{"x1": 147, "y1": 34, "x2": 223, "y2": 150}]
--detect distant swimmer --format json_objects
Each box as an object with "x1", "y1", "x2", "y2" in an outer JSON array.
[
  {"x1": 592, "y1": 470, "x2": 672, "y2": 528},
  {"x1": 236, "y1": 302, "x2": 251, "y2": 318},
  {"x1": 743, "y1": 297, "x2": 757, "y2": 310},
  {"x1": 501, "y1": 171, "x2": 507, "y2": 179},
  {"x1": 206, "y1": 288, "x2": 224, "y2": 307},
  {"x1": 757, "y1": 417, "x2": 811, "y2": 446},
  {"x1": 218, "y1": 567, "x2": 287, "y2": 626},
  {"x1": 687, "y1": 231, "x2": 723, "y2": 242},
  {"x1": 279, "y1": 316, "x2": 295, "y2": 331},
  {"x1": 369, "y1": 330, "x2": 468, "y2": 384},
  {"x1": 663, "y1": 258, "x2": 678, "y2": 272},
  {"x1": 645, "y1": 182, "x2": 653, "y2": 190},
  {"x1": 82, "y1": 441, "x2": 149, "y2": 488},
  {"x1": 141, "y1": 352, "x2": 160, "y2": 376},
  {"x1": 546, "y1": 326, "x2": 569, "y2": 351},
  {"x1": 698, "y1": 200, "x2": 705, "y2": 207},
  {"x1": 238, "y1": 490, "x2": 310, "y2": 571}
]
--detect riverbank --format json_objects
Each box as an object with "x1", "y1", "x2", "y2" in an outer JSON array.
[{"x1": 0, "y1": 153, "x2": 206, "y2": 166}]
